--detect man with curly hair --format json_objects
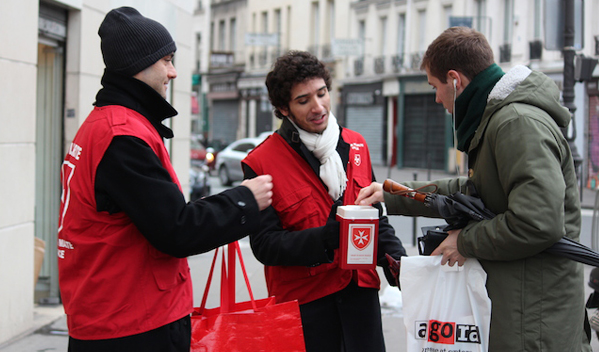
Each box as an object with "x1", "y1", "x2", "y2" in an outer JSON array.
[{"x1": 242, "y1": 50, "x2": 406, "y2": 351}]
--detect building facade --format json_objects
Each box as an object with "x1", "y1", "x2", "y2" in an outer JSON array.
[
  {"x1": 203, "y1": 0, "x2": 248, "y2": 147},
  {"x1": 343, "y1": 0, "x2": 599, "y2": 174},
  {"x1": 242, "y1": 0, "x2": 352, "y2": 137},
  {"x1": 196, "y1": 0, "x2": 599, "y2": 173},
  {"x1": 193, "y1": 0, "x2": 354, "y2": 149},
  {"x1": 0, "y1": 0, "x2": 194, "y2": 345}
]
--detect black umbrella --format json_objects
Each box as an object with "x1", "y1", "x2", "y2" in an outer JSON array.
[
  {"x1": 544, "y1": 237, "x2": 599, "y2": 267},
  {"x1": 382, "y1": 179, "x2": 599, "y2": 267},
  {"x1": 424, "y1": 191, "x2": 496, "y2": 230}
]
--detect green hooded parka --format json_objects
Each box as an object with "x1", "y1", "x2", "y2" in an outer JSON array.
[{"x1": 385, "y1": 66, "x2": 590, "y2": 351}]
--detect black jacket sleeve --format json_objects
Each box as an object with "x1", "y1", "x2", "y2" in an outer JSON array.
[
  {"x1": 243, "y1": 164, "x2": 338, "y2": 266},
  {"x1": 95, "y1": 136, "x2": 260, "y2": 258},
  {"x1": 243, "y1": 163, "x2": 407, "y2": 285},
  {"x1": 375, "y1": 203, "x2": 407, "y2": 286}
]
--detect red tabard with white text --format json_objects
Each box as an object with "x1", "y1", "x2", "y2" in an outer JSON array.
[{"x1": 336, "y1": 205, "x2": 379, "y2": 270}]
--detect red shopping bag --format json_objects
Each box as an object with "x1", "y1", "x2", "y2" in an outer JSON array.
[{"x1": 190, "y1": 242, "x2": 306, "y2": 352}]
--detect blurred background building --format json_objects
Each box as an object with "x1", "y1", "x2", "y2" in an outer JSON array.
[
  {"x1": 1, "y1": 0, "x2": 598, "y2": 346},
  {"x1": 192, "y1": 0, "x2": 598, "y2": 175},
  {"x1": 340, "y1": 0, "x2": 597, "y2": 176}
]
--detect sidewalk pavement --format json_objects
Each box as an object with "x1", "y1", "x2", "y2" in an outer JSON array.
[
  {"x1": 5, "y1": 241, "x2": 599, "y2": 352},
  {"x1": 2, "y1": 166, "x2": 599, "y2": 351},
  {"x1": 0, "y1": 242, "x2": 417, "y2": 352},
  {"x1": 0, "y1": 304, "x2": 68, "y2": 351}
]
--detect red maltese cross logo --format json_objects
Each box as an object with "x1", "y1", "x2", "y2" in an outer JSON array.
[{"x1": 351, "y1": 227, "x2": 371, "y2": 250}]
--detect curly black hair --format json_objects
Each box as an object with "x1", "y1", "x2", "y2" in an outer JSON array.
[{"x1": 265, "y1": 50, "x2": 332, "y2": 119}]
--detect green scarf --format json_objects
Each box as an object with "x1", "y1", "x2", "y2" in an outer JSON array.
[{"x1": 454, "y1": 63, "x2": 504, "y2": 152}]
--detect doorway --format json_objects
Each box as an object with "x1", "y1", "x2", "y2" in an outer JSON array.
[{"x1": 34, "y1": 40, "x2": 64, "y2": 303}]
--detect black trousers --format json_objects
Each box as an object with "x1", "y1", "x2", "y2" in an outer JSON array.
[
  {"x1": 299, "y1": 281, "x2": 386, "y2": 352},
  {"x1": 68, "y1": 315, "x2": 190, "y2": 352}
]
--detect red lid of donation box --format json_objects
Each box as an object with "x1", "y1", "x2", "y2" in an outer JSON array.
[{"x1": 336, "y1": 205, "x2": 379, "y2": 270}]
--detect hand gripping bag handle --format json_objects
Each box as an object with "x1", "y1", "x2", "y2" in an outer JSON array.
[{"x1": 196, "y1": 241, "x2": 257, "y2": 315}]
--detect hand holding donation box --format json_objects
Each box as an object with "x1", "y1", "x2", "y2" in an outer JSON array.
[{"x1": 336, "y1": 205, "x2": 379, "y2": 270}]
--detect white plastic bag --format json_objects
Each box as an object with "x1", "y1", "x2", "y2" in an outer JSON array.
[{"x1": 400, "y1": 256, "x2": 491, "y2": 352}]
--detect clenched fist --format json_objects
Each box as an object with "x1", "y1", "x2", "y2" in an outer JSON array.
[{"x1": 241, "y1": 175, "x2": 273, "y2": 211}]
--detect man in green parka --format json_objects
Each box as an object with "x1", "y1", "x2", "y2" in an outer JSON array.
[{"x1": 356, "y1": 27, "x2": 591, "y2": 351}]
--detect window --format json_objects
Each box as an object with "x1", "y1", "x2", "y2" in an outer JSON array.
[
  {"x1": 380, "y1": 17, "x2": 387, "y2": 56},
  {"x1": 230, "y1": 18, "x2": 236, "y2": 52},
  {"x1": 444, "y1": 5, "x2": 452, "y2": 28},
  {"x1": 233, "y1": 142, "x2": 257, "y2": 153},
  {"x1": 312, "y1": 2, "x2": 320, "y2": 47},
  {"x1": 327, "y1": 0, "x2": 335, "y2": 40},
  {"x1": 210, "y1": 21, "x2": 214, "y2": 51},
  {"x1": 475, "y1": 0, "x2": 489, "y2": 37},
  {"x1": 503, "y1": 0, "x2": 514, "y2": 43},
  {"x1": 218, "y1": 20, "x2": 225, "y2": 51},
  {"x1": 418, "y1": 10, "x2": 427, "y2": 53},
  {"x1": 358, "y1": 20, "x2": 366, "y2": 42},
  {"x1": 262, "y1": 11, "x2": 268, "y2": 33},
  {"x1": 274, "y1": 9, "x2": 281, "y2": 34},
  {"x1": 196, "y1": 33, "x2": 202, "y2": 71},
  {"x1": 533, "y1": 0, "x2": 542, "y2": 39},
  {"x1": 274, "y1": 9, "x2": 282, "y2": 56},
  {"x1": 287, "y1": 6, "x2": 292, "y2": 46},
  {"x1": 397, "y1": 13, "x2": 405, "y2": 55}
]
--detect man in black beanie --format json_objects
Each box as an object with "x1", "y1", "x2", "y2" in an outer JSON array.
[{"x1": 57, "y1": 7, "x2": 273, "y2": 352}]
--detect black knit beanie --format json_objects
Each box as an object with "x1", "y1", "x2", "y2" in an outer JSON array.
[{"x1": 99, "y1": 7, "x2": 177, "y2": 76}]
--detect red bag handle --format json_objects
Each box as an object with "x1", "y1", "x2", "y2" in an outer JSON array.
[
  {"x1": 197, "y1": 246, "x2": 220, "y2": 315},
  {"x1": 197, "y1": 241, "x2": 257, "y2": 315}
]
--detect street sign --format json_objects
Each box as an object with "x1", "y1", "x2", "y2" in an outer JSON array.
[
  {"x1": 449, "y1": 16, "x2": 473, "y2": 28},
  {"x1": 245, "y1": 33, "x2": 279, "y2": 46},
  {"x1": 332, "y1": 38, "x2": 364, "y2": 57}
]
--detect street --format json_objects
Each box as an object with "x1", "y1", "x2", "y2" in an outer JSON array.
[{"x1": 2, "y1": 168, "x2": 599, "y2": 351}]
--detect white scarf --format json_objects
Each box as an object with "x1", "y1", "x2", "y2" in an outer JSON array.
[{"x1": 291, "y1": 113, "x2": 347, "y2": 200}]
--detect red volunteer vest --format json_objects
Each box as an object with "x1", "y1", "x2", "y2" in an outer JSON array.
[
  {"x1": 242, "y1": 129, "x2": 380, "y2": 305},
  {"x1": 57, "y1": 106, "x2": 192, "y2": 340}
]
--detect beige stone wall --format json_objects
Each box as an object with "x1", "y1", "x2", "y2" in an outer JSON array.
[
  {"x1": 0, "y1": 0, "x2": 39, "y2": 344},
  {"x1": 0, "y1": 0, "x2": 193, "y2": 345}
]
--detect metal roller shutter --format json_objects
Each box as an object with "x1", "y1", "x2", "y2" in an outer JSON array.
[
  {"x1": 346, "y1": 106, "x2": 385, "y2": 165},
  {"x1": 212, "y1": 100, "x2": 239, "y2": 146},
  {"x1": 403, "y1": 94, "x2": 447, "y2": 170}
]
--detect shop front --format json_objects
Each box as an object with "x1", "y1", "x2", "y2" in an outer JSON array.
[{"x1": 342, "y1": 82, "x2": 387, "y2": 166}]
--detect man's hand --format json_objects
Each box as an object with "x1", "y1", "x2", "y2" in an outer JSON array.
[
  {"x1": 354, "y1": 182, "x2": 384, "y2": 205},
  {"x1": 241, "y1": 175, "x2": 273, "y2": 211},
  {"x1": 385, "y1": 253, "x2": 401, "y2": 288},
  {"x1": 430, "y1": 229, "x2": 466, "y2": 267}
]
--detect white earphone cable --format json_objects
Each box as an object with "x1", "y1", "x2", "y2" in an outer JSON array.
[{"x1": 452, "y1": 79, "x2": 459, "y2": 175}]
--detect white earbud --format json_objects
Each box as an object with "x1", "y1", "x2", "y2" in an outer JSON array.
[{"x1": 453, "y1": 79, "x2": 457, "y2": 90}]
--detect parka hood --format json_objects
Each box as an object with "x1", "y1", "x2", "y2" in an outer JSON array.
[{"x1": 485, "y1": 65, "x2": 571, "y2": 128}]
